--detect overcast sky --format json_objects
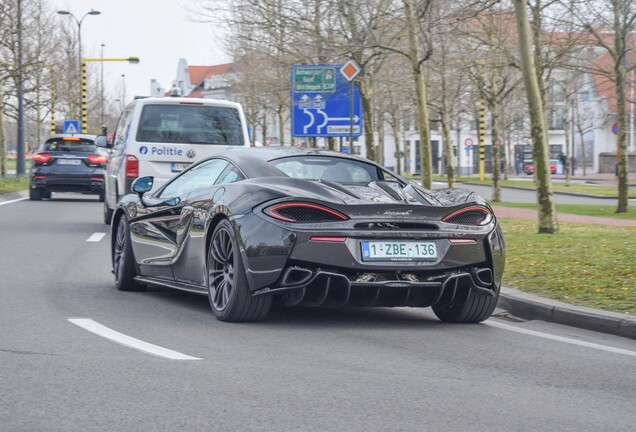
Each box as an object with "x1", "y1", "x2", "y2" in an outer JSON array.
[{"x1": 53, "y1": 0, "x2": 229, "y2": 102}]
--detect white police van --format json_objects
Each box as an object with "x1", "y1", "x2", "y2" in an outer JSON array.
[{"x1": 97, "y1": 97, "x2": 250, "y2": 224}]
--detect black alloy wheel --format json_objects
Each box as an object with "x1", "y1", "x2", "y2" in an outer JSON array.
[
  {"x1": 432, "y1": 287, "x2": 500, "y2": 323},
  {"x1": 113, "y1": 215, "x2": 144, "y2": 291},
  {"x1": 207, "y1": 219, "x2": 271, "y2": 322}
]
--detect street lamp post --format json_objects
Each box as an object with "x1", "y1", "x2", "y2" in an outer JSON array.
[{"x1": 57, "y1": 8, "x2": 101, "y2": 120}]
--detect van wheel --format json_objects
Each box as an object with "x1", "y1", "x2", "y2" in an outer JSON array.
[
  {"x1": 30, "y1": 188, "x2": 42, "y2": 201},
  {"x1": 104, "y1": 202, "x2": 113, "y2": 225}
]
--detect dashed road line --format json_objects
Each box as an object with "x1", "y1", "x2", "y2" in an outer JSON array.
[
  {"x1": 86, "y1": 232, "x2": 107, "y2": 242},
  {"x1": 487, "y1": 320, "x2": 636, "y2": 357},
  {"x1": 68, "y1": 318, "x2": 202, "y2": 360}
]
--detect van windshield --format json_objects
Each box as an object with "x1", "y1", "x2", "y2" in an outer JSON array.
[{"x1": 136, "y1": 104, "x2": 244, "y2": 145}]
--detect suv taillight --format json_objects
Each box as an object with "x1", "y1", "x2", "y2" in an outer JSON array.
[
  {"x1": 33, "y1": 153, "x2": 52, "y2": 164},
  {"x1": 125, "y1": 155, "x2": 139, "y2": 178},
  {"x1": 87, "y1": 154, "x2": 108, "y2": 166}
]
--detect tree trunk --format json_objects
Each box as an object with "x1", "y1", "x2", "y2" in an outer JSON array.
[
  {"x1": 359, "y1": 79, "x2": 375, "y2": 161},
  {"x1": 441, "y1": 108, "x2": 455, "y2": 188},
  {"x1": 390, "y1": 114, "x2": 402, "y2": 175},
  {"x1": 404, "y1": 0, "x2": 432, "y2": 189},
  {"x1": 564, "y1": 98, "x2": 572, "y2": 186},
  {"x1": 513, "y1": 0, "x2": 558, "y2": 233},
  {"x1": 377, "y1": 114, "x2": 384, "y2": 166},
  {"x1": 278, "y1": 104, "x2": 285, "y2": 146},
  {"x1": 613, "y1": 0, "x2": 629, "y2": 213},
  {"x1": 490, "y1": 99, "x2": 502, "y2": 202},
  {"x1": 0, "y1": 89, "x2": 6, "y2": 178}
]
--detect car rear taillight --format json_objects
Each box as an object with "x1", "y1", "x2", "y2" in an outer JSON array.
[
  {"x1": 442, "y1": 206, "x2": 493, "y2": 226},
  {"x1": 125, "y1": 154, "x2": 139, "y2": 178},
  {"x1": 33, "y1": 153, "x2": 52, "y2": 164},
  {"x1": 265, "y1": 202, "x2": 348, "y2": 223},
  {"x1": 87, "y1": 154, "x2": 108, "y2": 166}
]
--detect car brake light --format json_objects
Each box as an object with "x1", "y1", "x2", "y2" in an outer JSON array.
[
  {"x1": 33, "y1": 153, "x2": 52, "y2": 163},
  {"x1": 125, "y1": 154, "x2": 139, "y2": 178},
  {"x1": 179, "y1": 102, "x2": 204, "y2": 105},
  {"x1": 442, "y1": 206, "x2": 493, "y2": 226},
  {"x1": 310, "y1": 236, "x2": 347, "y2": 242},
  {"x1": 265, "y1": 202, "x2": 348, "y2": 223},
  {"x1": 62, "y1": 137, "x2": 81, "y2": 141},
  {"x1": 87, "y1": 154, "x2": 108, "y2": 165}
]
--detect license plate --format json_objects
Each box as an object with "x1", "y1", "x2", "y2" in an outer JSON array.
[
  {"x1": 57, "y1": 159, "x2": 81, "y2": 165},
  {"x1": 361, "y1": 241, "x2": 437, "y2": 261},
  {"x1": 171, "y1": 162, "x2": 191, "y2": 172}
]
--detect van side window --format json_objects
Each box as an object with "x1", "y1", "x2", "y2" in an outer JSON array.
[{"x1": 113, "y1": 104, "x2": 135, "y2": 147}]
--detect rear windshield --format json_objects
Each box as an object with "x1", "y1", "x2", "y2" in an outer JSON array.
[
  {"x1": 136, "y1": 104, "x2": 244, "y2": 146},
  {"x1": 42, "y1": 138, "x2": 96, "y2": 152},
  {"x1": 270, "y1": 156, "x2": 381, "y2": 184}
]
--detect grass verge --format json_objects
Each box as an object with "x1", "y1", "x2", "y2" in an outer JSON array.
[
  {"x1": 431, "y1": 175, "x2": 631, "y2": 198},
  {"x1": 0, "y1": 175, "x2": 29, "y2": 195},
  {"x1": 492, "y1": 202, "x2": 636, "y2": 220},
  {"x1": 500, "y1": 218, "x2": 636, "y2": 315}
]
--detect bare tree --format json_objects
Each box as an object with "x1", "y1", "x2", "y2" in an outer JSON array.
[
  {"x1": 569, "y1": 0, "x2": 635, "y2": 212},
  {"x1": 513, "y1": 0, "x2": 559, "y2": 233}
]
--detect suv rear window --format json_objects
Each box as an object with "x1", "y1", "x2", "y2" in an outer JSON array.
[
  {"x1": 136, "y1": 104, "x2": 244, "y2": 146},
  {"x1": 43, "y1": 138, "x2": 96, "y2": 153}
]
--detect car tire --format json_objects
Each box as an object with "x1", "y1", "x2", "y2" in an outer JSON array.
[
  {"x1": 29, "y1": 188, "x2": 42, "y2": 201},
  {"x1": 207, "y1": 219, "x2": 271, "y2": 322},
  {"x1": 113, "y1": 215, "x2": 144, "y2": 292},
  {"x1": 104, "y1": 202, "x2": 113, "y2": 225},
  {"x1": 42, "y1": 191, "x2": 51, "y2": 199},
  {"x1": 432, "y1": 287, "x2": 500, "y2": 324}
]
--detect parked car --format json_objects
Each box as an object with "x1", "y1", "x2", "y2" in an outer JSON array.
[
  {"x1": 522, "y1": 159, "x2": 557, "y2": 175},
  {"x1": 29, "y1": 134, "x2": 107, "y2": 201},
  {"x1": 110, "y1": 147, "x2": 505, "y2": 323},
  {"x1": 96, "y1": 97, "x2": 251, "y2": 225}
]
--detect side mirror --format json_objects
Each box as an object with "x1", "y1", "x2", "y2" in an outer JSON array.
[{"x1": 132, "y1": 176, "x2": 154, "y2": 195}]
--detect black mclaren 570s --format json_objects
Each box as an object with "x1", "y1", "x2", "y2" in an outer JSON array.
[{"x1": 110, "y1": 147, "x2": 505, "y2": 323}]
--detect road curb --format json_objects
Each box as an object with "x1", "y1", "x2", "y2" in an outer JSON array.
[{"x1": 499, "y1": 287, "x2": 636, "y2": 340}]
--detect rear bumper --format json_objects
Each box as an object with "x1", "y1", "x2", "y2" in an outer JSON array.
[
  {"x1": 31, "y1": 175, "x2": 104, "y2": 194},
  {"x1": 253, "y1": 266, "x2": 498, "y2": 308}
]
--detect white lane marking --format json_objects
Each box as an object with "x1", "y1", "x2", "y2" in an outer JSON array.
[
  {"x1": 68, "y1": 318, "x2": 202, "y2": 360},
  {"x1": 0, "y1": 197, "x2": 28, "y2": 206},
  {"x1": 86, "y1": 232, "x2": 107, "y2": 242},
  {"x1": 486, "y1": 320, "x2": 636, "y2": 358}
]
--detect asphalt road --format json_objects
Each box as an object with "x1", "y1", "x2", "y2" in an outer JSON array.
[{"x1": 1, "y1": 194, "x2": 636, "y2": 432}]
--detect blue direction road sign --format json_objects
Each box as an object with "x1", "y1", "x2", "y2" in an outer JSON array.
[
  {"x1": 291, "y1": 65, "x2": 363, "y2": 138},
  {"x1": 63, "y1": 120, "x2": 80, "y2": 134}
]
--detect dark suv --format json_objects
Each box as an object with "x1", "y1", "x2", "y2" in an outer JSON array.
[{"x1": 29, "y1": 134, "x2": 108, "y2": 201}]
